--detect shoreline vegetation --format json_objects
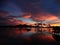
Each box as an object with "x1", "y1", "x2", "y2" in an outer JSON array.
[{"x1": 0, "y1": 24, "x2": 60, "y2": 28}]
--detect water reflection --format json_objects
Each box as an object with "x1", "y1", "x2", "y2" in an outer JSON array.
[
  {"x1": 1, "y1": 27, "x2": 59, "y2": 45},
  {"x1": 1, "y1": 28, "x2": 54, "y2": 38}
]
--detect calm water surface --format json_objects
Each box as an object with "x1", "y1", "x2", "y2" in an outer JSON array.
[
  {"x1": 1, "y1": 28, "x2": 60, "y2": 45},
  {"x1": 1, "y1": 28, "x2": 54, "y2": 40}
]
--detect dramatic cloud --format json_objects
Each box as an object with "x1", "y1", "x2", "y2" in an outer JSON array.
[
  {"x1": 7, "y1": 13, "x2": 31, "y2": 19},
  {"x1": 1, "y1": 0, "x2": 60, "y2": 24},
  {"x1": 0, "y1": 17, "x2": 26, "y2": 26},
  {"x1": 20, "y1": 13, "x2": 31, "y2": 18},
  {"x1": 31, "y1": 13, "x2": 59, "y2": 22},
  {"x1": 0, "y1": 11, "x2": 27, "y2": 26},
  {"x1": 7, "y1": 18, "x2": 26, "y2": 25}
]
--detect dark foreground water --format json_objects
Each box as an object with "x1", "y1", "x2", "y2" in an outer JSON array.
[{"x1": 0, "y1": 28, "x2": 60, "y2": 45}]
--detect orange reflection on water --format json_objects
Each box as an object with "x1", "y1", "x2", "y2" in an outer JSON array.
[
  {"x1": 39, "y1": 28, "x2": 53, "y2": 33},
  {"x1": 2, "y1": 28, "x2": 55, "y2": 41},
  {"x1": 29, "y1": 28, "x2": 36, "y2": 33},
  {"x1": 31, "y1": 33, "x2": 55, "y2": 42},
  {"x1": 19, "y1": 28, "x2": 27, "y2": 34}
]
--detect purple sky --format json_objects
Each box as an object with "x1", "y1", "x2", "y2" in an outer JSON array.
[{"x1": 0, "y1": 0, "x2": 60, "y2": 25}]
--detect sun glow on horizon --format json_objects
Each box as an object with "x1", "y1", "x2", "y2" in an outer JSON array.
[{"x1": 50, "y1": 23, "x2": 60, "y2": 26}]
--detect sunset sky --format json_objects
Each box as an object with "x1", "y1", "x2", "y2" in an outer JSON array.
[{"x1": 0, "y1": 0, "x2": 60, "y2": 26}]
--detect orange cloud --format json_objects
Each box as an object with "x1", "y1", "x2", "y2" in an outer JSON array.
[
  {"x1": 15, "y1": 20, "x2": 26, "y2": 25},
  {"x1": 21, "y1": 13, "x2": 31, "y2": 18},
  {"x1": 32, "y1": 13, "x2": 58, "y2": 22},
  {"x1": 7, "y1": 18, "x2": 26, "y2": 25},
  {"x1": 0, "y1": 17, "x2": 26, "y2": 26}
]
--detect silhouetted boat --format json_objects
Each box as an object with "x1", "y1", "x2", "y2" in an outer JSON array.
[{"x1": 52, "y1": 27, "x2": 60, "y2": 41}]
